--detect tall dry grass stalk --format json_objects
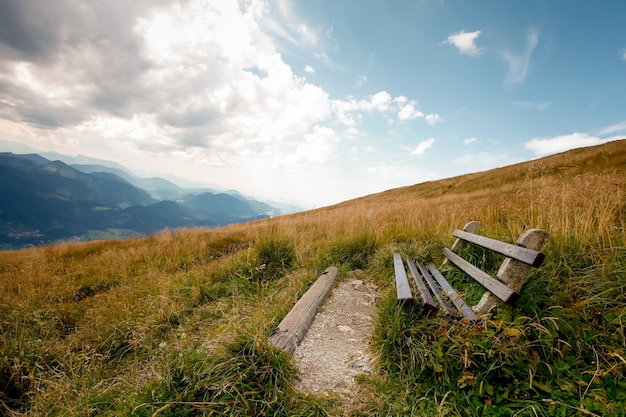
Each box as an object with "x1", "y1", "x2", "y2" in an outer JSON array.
[{"x1": 0, "y1": 139, "x2": 624, "y2": 415}]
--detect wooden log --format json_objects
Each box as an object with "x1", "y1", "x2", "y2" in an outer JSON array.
[
  {"x1": 474, "y1": 229, "x2": 550, "y2": 314},
  {"x1": 268, "y1": 267, "x2": 338, "y2": 354},
  {"x1": 452, "y1": 229, "x2": 545, "y2": 267},
  {"x1": 427, "y1": 262, "x2": 477, "y2": 321},
  {"x1": 393, "y1": 252, "x2": 414, "y2": 303},
  {"x1": 405, "y1": 256, "x2": 438, "y2": 312},
  {"x1": 442, "y1": 248, "x2": 518, "y2": 303}
]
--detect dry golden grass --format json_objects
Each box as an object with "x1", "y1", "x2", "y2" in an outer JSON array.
[{"x1": 0, "y1": 139, "x2": 624, "y2": 416}]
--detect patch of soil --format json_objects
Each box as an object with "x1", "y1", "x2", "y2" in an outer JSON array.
[{"x1": 292, "y1": 271, "x2": 380, "y2": 407}]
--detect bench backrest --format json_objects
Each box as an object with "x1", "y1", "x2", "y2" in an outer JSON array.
[{"x1": 447, "y1": 221, "x2": 550, "y2": 314}]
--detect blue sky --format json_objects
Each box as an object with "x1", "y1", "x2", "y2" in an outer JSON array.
[{"x1": 0, "y1": 0, "x2": 624, "y2": 208}]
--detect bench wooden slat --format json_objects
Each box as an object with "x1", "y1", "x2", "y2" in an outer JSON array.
[
  {"x1": 405, "y1": 256, "x2": 438, "y2": 312},
  {"x1": 414, "y1": 260, "x2": 458, "y2": 317},
  {"x1": 393, "y1": 252, "x2": 413, "y2": 303},
  {"x1": 453, "y1": 229, "x2": 545, "y2": 267},
  {"x1": 442, "y1": 247, "x2": 518, "y2": 303},
  {"x1": 427, "y1": 262, "x2": 478, "y2": 321}
]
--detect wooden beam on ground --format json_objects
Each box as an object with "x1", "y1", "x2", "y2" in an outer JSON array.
[
  {"x1": 452, "y1": 229, "x2": 545, "y2": 267},
  {"x1": 442, "y1": 248, "x2": 517, "y2": 303},
  {"x1": 405, "y1": 256, "x2": 438, "y2": 312},
  {"x1": 268, "y1": 267, "x2": 338, "y2": 354},
  {"x1": 393, "y1": 252, "x2": 413, "y2": 303},
  {"x1": 427, "y1": 262, "x2": 477, "y2": 321}
]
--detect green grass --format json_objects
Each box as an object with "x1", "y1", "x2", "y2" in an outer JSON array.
[{"x1": 1, "y1": 140, "x2": 625, "y2": 416}]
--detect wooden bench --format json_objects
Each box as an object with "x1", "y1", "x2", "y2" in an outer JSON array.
[{"x1": 393, "y1": 221, "x2": 550, "y2": 320}]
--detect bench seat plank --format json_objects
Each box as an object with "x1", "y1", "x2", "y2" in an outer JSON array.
[
  {"x1": 393, "y1": 252, "x2": 413, "y2": 303},
  {"x1": 405, "y1": 256, "x2": 438, "y2": 312},
  {"x1": 427, "y1": 262, "x2": 478, "y2": 321},
  {"x1": 442, "y1": 248, "x2": 518, "y2": 303},
  {"x1": 453, "y1": 229, "x2": 545, "y2": 267},
  {"x1": 414, "y1": 260, "x2": 458, "y2": 317}
]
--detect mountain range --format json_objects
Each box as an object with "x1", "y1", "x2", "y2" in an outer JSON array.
[{"x1": 0, "y1": 152, "x2": 301, "y2": 248}]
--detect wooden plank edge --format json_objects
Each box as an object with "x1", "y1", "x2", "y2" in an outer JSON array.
[
  {"x1": 452, "y1": 229, "x2": 544, "y2": 267},
  {"x1": 405, "y1": 256, "x2": 438, "y2": 312},
  {"x1": 415, "y1": 260, "x2": 459, "y2": 317},
  {"x1": 393, "y1": 252, "x2": 414, "y2": 303},
  {"x1": 426, "y1": 262, "x2": 478, "y2": 321},
  {"x1": 442, "y1": 248, "x2": 518, "y2": 303}
]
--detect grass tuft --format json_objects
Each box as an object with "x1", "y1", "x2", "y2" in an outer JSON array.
[
  {"x1": 254, "y1": 234, "x2": 297, "y2": 281},
  {"x1": 1, "y1": 140, "x2": 625, "y2": 415}
]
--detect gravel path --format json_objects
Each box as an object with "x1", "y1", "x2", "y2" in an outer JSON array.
[{"x1": 292, "y1": 272, "x2": 380, "y2": 406}]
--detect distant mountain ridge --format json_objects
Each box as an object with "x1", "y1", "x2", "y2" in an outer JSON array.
[
  {"x1": 0, "y1": 152, "x2": 300, "y2": 248},
  {"x1": 70, "y1": 164, "x2": 185, "y2": 200}
]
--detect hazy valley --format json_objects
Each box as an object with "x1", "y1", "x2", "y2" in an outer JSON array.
[{"x1": 0, "y1": 152, "x2": 301, "y2": 248}]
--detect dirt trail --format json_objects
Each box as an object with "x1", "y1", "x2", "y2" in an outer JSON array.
[{"x1": 292, "y1": 271, "x2": 381, "y2": 407}]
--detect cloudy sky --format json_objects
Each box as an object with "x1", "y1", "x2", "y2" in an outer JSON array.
[{"x1": 1, "y1": 0, "x2": 625, "y2": 208}]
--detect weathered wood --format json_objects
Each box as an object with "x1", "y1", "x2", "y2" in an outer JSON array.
[
  {"x1": 405, "y1": 256, "x2": 438, "y2": 312},
  {"x1": 414, "y1": 260, "x2": 458, "y2": 317},
  {"x1": 444, "y1": 221, "x2": 480, "y2": 265},
  {"x1": 442, "y1": 247, "x2": 518, "y2": 303},
  {"x1": 268, "y1": 267, "x2": 338, "y2": 354},
  {"x1": 393, "y1": 252, "x2": 414, "y2": 303},
  {"x1": 394, "y1": 221, "x2": 549, "y2": 319},
  {"x1": 453, "y1": 229, "x2": 545, "y2": 267},
  {"x1": 427, "y1": 262, "x2": 478, "y2": 321},
  {"x1": 474, "y1": 228, "x2": 550, "y2": 314}
]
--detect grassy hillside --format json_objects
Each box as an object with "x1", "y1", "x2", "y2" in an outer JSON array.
[{"x1": 1, "y1": 140, "x2": 625, "y2": 416}]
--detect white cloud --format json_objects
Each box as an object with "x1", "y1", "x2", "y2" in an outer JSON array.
[
  {"x1": 315, "y1": 52, "x2": 332, "y2": 65},
  {"x1": 334, "y1": 92, "x2": 393, "y2": 120},
  {"x1": 398, "y1": 103, "x2": 423, "y2": 121},
  {"x1": 411, "y1": 138, "x2": 435, "y2": 155},
  {"x1": 464, "y1": 137, "x2": 477, "y2": 145},
  {"x1": 332, "y1": 97, "x2": 362, "y2": 126},
  {"x1": 444, "y1": 30, "x2": 483, "y2": 57},
  {"x1": 501, "y1": 28, "x2": 539, "y2": 85},
  {"x1": 135, "y1": 1, "x2": 336, "y2": 157},
  {"x1": 425, "y1": 113, "x2": 442, "y2": 125},
  {"x1": 285, "y1": 125, "x2": 340, "y2": 166},
  {"x1": 265, "y1": 0, "x2": 319, "y2": 47},
  {"x1": 393, "y1": 96, "x2": 408, "y2": 105},
  {"x1": 598, "y1": 120, "x2": 626, "y2": 135},
  {"x1": 524, "y1": 133, "x2": 603, "y2": 156},
  {"x1": 0, "y1": 0, "x2": 443, "y2": 208},
  {"x1": 332, "y1": 92, "x2": 439, "y2": 127},
  {"x1": 621, "y1": 48, "x2": 626, "y2": 61},
  {"x1": 371, "y1": 91, "x2": 392, "y2": 111},
  {"x1": 297, "y1": 23, "x2": 317, "y2": 45},
  {"x1": 512, "y1": 101, "x2": 551, "y2": 111},
  {"x1": 395, "y1": 97, "x2": 439, "y2": 124}
]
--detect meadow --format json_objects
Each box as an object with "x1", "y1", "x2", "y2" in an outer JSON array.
[{"x1": 1, "y1": 140, "x2": 625, "y2": 416}]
